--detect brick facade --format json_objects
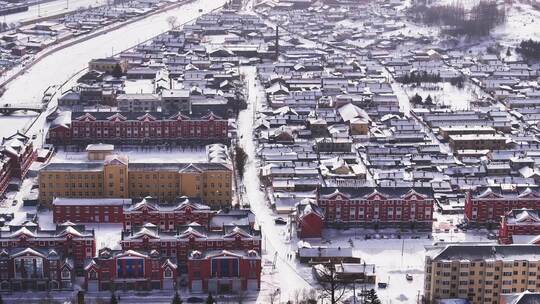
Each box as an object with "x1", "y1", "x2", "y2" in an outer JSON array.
[
  {"x1": 0, "y1": 132, "x2": 36, "y2": 196},
  {"x1": 120, "y1": 224, "x2": 261, "y2": 266},
  {"x1": 123, "y1": 197, "x2": 215, "y2": 231},
  {"x1": 84, "y1": 248, "x2": 178, "y2": 292},
  {"x1": 318, "y1": 187, "x2": 434, "y2": 228},
  {"x1": 53, "y1": 197, "x2": 131, "y2": 223},
  {"x1": 0, "y1": 223, "x2": 95, "y2": 269},
  {"x1": 187, "y1": 249, "x2": 261, "y2": 293},
  {"x1": 0, "y1": 247, "x2": 74, "y2": 292},
  {"x1": 499, "y1": 209, "x2": 540, "y2": 244},
  {"x1": 465, "y1": 187, "x2": 540, "y2": 225},
  {"x1": 47, "y1": 112, "x2": 229, "y2": 145}
]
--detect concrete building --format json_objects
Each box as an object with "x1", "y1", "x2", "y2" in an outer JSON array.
[
  {"x1": 424, "y1": 244, "x2": 540, "y2": 304},
  {"x1": 38, "y1": 155, "x2": 232, "y2": 209},
  {"x1": 448, "y1": 134, "x2": 508, "y2": 151},
  {"x1": 88, "y1": 58, "x2": 127, "y2": 74},
  {"x1": 116, "y1": 94, "x2": 161, "y2": 112}
]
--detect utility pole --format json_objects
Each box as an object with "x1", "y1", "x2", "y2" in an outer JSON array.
[{"x1": 274, "y1": 25, "x2": 279, "y2": 60}]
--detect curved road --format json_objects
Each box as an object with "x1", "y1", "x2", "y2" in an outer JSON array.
[{"x1": 0, "y1": 0, "x2": 226, "y2": 137}]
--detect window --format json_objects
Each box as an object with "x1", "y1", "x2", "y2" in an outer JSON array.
[{"x1": 61, "y1": 269, "x2": 71, "y2": 279}]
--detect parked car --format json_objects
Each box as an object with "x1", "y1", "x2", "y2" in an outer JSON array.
[
  {"x1": 487, "y1": 232, "x2": 497, "y2": 240},
  {"x1": 274, "y1": 217, "x2": 287, "y2": 225},
  {"x1": 406, "y1": 274, "x2": 413, "y2": 281},
  {"x1": 187, "y1": 297, "x2": 204, "y2": 303}
]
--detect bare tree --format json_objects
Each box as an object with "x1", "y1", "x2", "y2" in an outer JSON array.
[
  {"x1": 167, "y1": 15, "x2": 178, "y2": 29},
  {"x1": 316, "y1": 264, "x2": 348, "y2": 304}
]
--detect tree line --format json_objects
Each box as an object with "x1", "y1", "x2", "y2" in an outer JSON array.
[
  {"x1": 410, "y1": 0, "x2": 506, "y2": 36},
  {"x1": 516, "y1": 39, "x2": 540, "y2": 61}
]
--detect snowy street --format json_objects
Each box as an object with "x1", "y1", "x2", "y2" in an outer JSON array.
[{"x1": 237, "y1": 66, "x2": 314, "y2": 302}]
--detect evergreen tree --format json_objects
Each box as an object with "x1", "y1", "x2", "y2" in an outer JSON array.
[
  {"x1": 172, "y1": 291, "x2": 182, "y2": 304},
  {"x1": 365, "y1": 289, "x2": 381, "y2": 304},
  {"x1": 206, "y1": 293, "x2": 215, "y2": 304},
  {"x1": 425, "y1": 94, "x2": 434, "y2": 105},
  {"x1": 111, "y1": 63, "x2": 124, "y2": 78},
  {"x1": 410, "y1": 93, "x2": 423, "y2": 104},
  {"x1": 110, "y1": 293, "x2": 118, "y2": 304}
]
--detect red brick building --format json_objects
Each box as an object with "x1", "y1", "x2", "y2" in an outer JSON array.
[
  {"x1": 120, "y1": 224, "x2": 261, "y2": 266},
  {"x1": 0, "y1": 132, "x2": 36, "y2": 196},
  {"x1": 187, "y1": 249, "x2": 261, "y2": 293},
  {"x1": 53, "y1": 197, "x2": 131, "y2": 223},
  {"x1": 0, "y1": 223, "x2": 95, "y2": 269},
  {"x1": 47, "y1": 111, "x2": 229, "y2": 145},
  {"x1": 465, "y1": 187, "x2": 540, "y2": 225},
  {"x1": 318, "y1": 187, "x2": 434, "y2": 228},
  {"x1": 499, "y1": 209, "x2": 540, "y2": 244},
  {"x1": 0, "y1": 247, "x2": 75, "y2": 292},
  {"x1": 295, "y1": 199, "x2": 324, "y2": 238},
  {"x1": 123, "y1": 197, "x2": 215, "y2": 231},
  {"x1": 84, "y1": 248, "x2": 178, "y2": 292}
]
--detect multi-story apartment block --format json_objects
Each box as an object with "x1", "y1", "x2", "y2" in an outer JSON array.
[
  {"x1": 120, "y1": 224, "x2": 261, "y2": 266},
  {"x1": 317, "y1": 187, "x2": 434, "y2": 228},
  {"x1": 46, "y1": 111, "x2": 229, "y2": 145},
  {"x1": 465, "y1": 187, "x2": 540, "y2": 225},
  {"x1": 84, "y1": 248, "x2": 178, "y2": 291},
  {"x1": 499, "y1": 209, "x2": 540, "y2": 244},
  {"x1": 448, "y1": 134, "x2": 508, "y2": 151},
  {"x1": 0, "y1": 247, "x2": 75, "y2": 292},
  {"x1": 424, "y1": 244, "x2": 540, "y2": 304},
  {"x1": 38, "y1": 155, "x2": 232, "y2": 209},
  {"x1": 0, "y1": 223, "x2": 95, "y2": 268}
]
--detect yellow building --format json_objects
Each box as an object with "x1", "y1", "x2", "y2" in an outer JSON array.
[
  {"x1": 424, "y1": 244, "x2": 540, "y2": 304},
  {"x1": 88, "y1": 58, "x2": 128, "y2": 74},
  {"x1": 39, "y1": 155, "x2": 232, "y2": 209}
]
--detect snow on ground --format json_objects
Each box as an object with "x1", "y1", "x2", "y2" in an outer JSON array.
[
  {"x1": 491, "y1": 2, "x2": 540, "y2": 47},
  {"x1": 400, "y1": 82, "x2": 481, "y2": 110},
  {"x1": 51, "y1": 146, "x2": 208, "y2": 163},
  {"x1": 123, "y1": 79, "x2": 156, "y2": 94},
  {"x1": 86, "y1": 223, "x2": 124, "y2": 250}
]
